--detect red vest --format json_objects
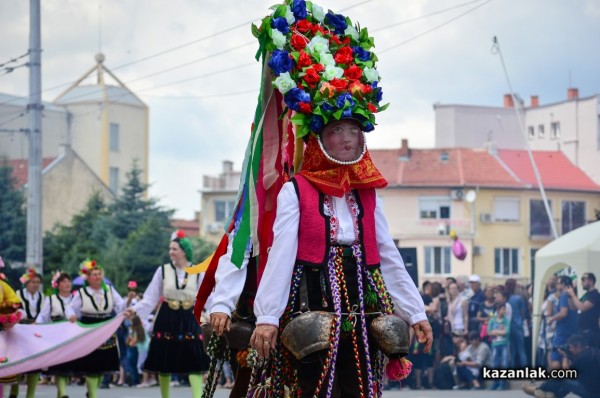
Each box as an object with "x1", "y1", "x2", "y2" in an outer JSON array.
[{"x1": 292, "y1": 175, "x2": 380, "y2": 268}]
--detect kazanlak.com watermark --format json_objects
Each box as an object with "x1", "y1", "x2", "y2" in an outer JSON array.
[{"x1": 482, "y1": 367, "x2": 578, "y2": 380}]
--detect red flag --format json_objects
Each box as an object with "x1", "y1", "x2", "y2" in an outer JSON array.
[{"x1": 193, "y1": 234, "x2": 229, "y2": 325}]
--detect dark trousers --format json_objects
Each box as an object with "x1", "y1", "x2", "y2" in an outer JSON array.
[
  {"x1": 456, "y1": 366, "x2": 476, "y2": 385},
  {"x1": 297, "y1": 336, "x2": 374, "y2": 398},
  {"x1": 540, "y1": 379, "x2": 594, "y2": 398}
]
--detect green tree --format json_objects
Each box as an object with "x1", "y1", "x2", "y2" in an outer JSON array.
[
  {"x1": 189, "y1": 236, "x2": 217, "y2": 264},
  {"x1": 0, "y1": 159, "x2": 26, "y2": 265}
]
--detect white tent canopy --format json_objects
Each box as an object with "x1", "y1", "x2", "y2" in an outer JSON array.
[{"x1": 532, "y1": 221, "x2": 600, "y2": 363}]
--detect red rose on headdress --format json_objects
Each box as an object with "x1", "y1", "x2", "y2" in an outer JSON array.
[
  {"x1": 295, "y1": 20, "x2": 312, "y2": 34},
  {"x1": 291, "y1": 33, "x2": 307, "y2": 50},
  {"x1": 298, "y1": 102, "x2": 313, "y2": 114},
  {"x1": 329, "y1": 35, "x2": 342, "y2": 46},
  {"x1": 367, "y1": 103, "x2": 378, "y2": 113},
  {"x1": 176, "y1": 230, "x2": 185, "y2": 239},
  {"x1": 297, "y1": 50, "x2": 312, "y2": 68},
  {"x1": 344, "y1": 65, "x2": 363, "y2": 81},
  {"x1": 90, "y1": 260, "x2": 96, "y2": 267},
  {"x1": 310, "y1": 24, "x2": 326, "y2": 35},
  {"x1": 334, "y1": 46, "x2": 354, "y2": 65},
  {"x1": 330, "y1": 78, "x2": 349, "y2": 90},
  {"x1": 303, "y1": 67, "x2": 321, "y2": 87},
  {"x1": 342, "y1": 37, "x2": 351, "y2": 45}
]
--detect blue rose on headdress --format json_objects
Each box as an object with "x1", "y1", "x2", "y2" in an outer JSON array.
[
  {"x1": 322, "y1": 102, "x2": 334, "y2": 112},
  {"x1": 292, "y1": 0, "x2": 307, "y2": 21},
  {"x1": 271, "y1": 17, "x2": 290, "y2": 34},
  {"x1": 363, "y1": 121, "x2": 375, "y2": 132},
  {"x1": 353, "y1": 46, "x2": 371, "y2": 62},
  {"x1": 268, "y1": 50, "x2": 294, "y2": 76},
  {"x1": 375, "y1": 87, "x2": 383, "y2": 102},
  {"x1": 309, "y1": 115, "x2": 324, "y2": 132},
  {"x1": 342, "y1": 108, "x2": 353, "y2": 118},
  {"x1": 284, "y1": 87, "x2": 311, "y2": 111},
  {"x1": 336, "y1": 92, "x2": 355, "y2": 109},
  {"x1": 325, "y1": 12, "x2": 348, "y2": 35}
]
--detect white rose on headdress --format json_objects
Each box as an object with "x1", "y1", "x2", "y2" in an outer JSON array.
[
  {"x1": 285, "y1": 6, "x2": 295, "y2": 25},
  {"x1": 273, "y1": 72, "x2": 296, "y2": 94},
  {"x1": 312, "y1": 4, "x2": 325, "y2": 23},
  {"x1": 307, "y1": 36, "x2": 330, "y2": 57},
  {"x1": 323, "y1": 65, "x2": 344, "y2": 81},
  {"x1": 363, "y1": 67, "x2": 380, "y2": 83},
  {"x1": 271, "y1": 29, "x2": 286, "y2": 50},
  {"x1": 344, "y1": 25, "x2": 360, "y2": 42},
  {"x1": 319, "y1": 53, "x2": 336, "y2": 67}
]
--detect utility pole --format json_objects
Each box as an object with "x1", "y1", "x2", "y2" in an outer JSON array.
[{"x1": 26, "y1": 0, "x2": 43, "y2": 274}]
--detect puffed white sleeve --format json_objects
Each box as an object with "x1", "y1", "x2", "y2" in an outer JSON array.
[
  {"x1": 209, "y1": 235, "x2": 250, "y2": 317},
  {"x1": 35, "y1": 296, "x2": 52, "y2": 324},
  {"x1": 253, "y1": 182, "x2": 300, "y2": 326},
  {"x1": 375, "y1": 194, "x2": 427, "y2": 325},
  {"x1": 65, "y1": 291, "x2": 82, "y2": 319},
  {"x1": 111, "y1": 285, "x2": 126, "y2": 313},
  {"x1": 132, "y1": 267, "x2": 163, "y2": 320}
]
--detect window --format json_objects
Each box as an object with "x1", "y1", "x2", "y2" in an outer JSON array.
[
  {"x1": 550, "y1": 122, "x2": 561, "y2": 139},
  {"x1": 493, "y1": 197, "x2": 520, "y2": 222},
  {"x1": 424, "y1": 246, "x2": 451, "y2": 275},
  {"x1": 109, "y1": 167, "x2": 119, "y2": 193},
  {"x1": 494, "y1": 248, "x2": 519, "y2": 276},
  {"x1": 419, "y1": 197, "x2": 451, "y2": 219},
  {"x1": 109, "y1": 123, "x2": 119, "y2": 152},
  {"x1": 214, "y1": 200, "x2": 235, "y2": 222},
  {"x1": 528, "y1": 126, "x2": 535, "y2": 139},
  {"x1": 538, "y1": 124, "x2": 545, "y2": 138},
  {"x1": 530, "y1": 199, "x2": 552, "y2": 236},
  {"x1": 561, "y1": 201, "x2": 585, "y2": 234}
]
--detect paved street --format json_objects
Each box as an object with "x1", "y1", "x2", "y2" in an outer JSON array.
[{"x1": 16, "y1": 383, "x2": 579, "y2": 398}]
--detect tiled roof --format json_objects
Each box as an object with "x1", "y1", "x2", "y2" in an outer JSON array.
[
  {"x1": 7, "y1": 158, "x2": 57, "y2": 188},
  {"x1": 369, "y1": 146, "x2": 600, "y2": 191},
  {"x1": 498, "y1": 150, "x2": 600, "y2": 191},
  {"x1": 171, "y1": 219, "x2": 200, "y2": 238}
]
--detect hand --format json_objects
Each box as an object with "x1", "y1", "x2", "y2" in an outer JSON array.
[
  {"x1": 210, "y1": 312, "x2": 231, "y2": 336},
  {"x1": 412, "y1": 320, "x2": 433, "y2": 353},
  {"x1": 250, "y1": 324, "x2": 278, "y2": 359},
  {"x1": 123, "y1": 308, "x2": 136, "y2": 319},
  {"x1": 68, "y1": 315, "x2": 77, "y2": 323}
]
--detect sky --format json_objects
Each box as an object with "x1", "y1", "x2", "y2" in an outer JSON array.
[{"x1": 1, "y1": 0, "x2": 599, "y2": 219}]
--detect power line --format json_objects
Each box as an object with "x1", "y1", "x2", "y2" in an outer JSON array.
[
  {"x1": 0, "y1": 112, "x2": 25, "y2": 128},
  {"x1": 372, "y1": 0, "x2": 485, "y2": 32},
  {"x1": 1, "y1": 62, "x2": 29, "y2": 76},
  {"x1": 379, "y1": 0, "x2": 494, "y2": 54},
  {"x1": 143, "y1": 89, "x2": 257, "y2": 100},
  {"x1": 0, "y1": 51, "x2": 30, "y2": 68}
]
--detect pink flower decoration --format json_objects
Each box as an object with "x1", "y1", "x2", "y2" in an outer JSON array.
[
  {"x1": 128, "y1": 281, "x2": 138, "y2": 289},
  {"x1": 385, "y1": 357, "x2": 413, "y2": 381}
]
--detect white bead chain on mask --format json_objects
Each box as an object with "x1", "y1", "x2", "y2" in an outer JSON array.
[{"x1": 317, "y1": 132, "x2": 367, "y2": 166}]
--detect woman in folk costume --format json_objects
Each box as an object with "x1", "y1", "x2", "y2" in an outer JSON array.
[
  {"x1": 65, "y1": 260, "x2": 124, "y2": 398},
  {"x1": 8, "y1": 269, "x2": 45, "y2": 398},
  {"x1": 125, "y1": 230, "x2": 209, "y2": 398},
  {"x1": 0, "y1": 277, "x2": 23, "y2": 398},
  {"x1": 239, "y1": 2, "x2": 436, "y2": 397},
  {"x1": 35, "y1": 272, "x2": 75, "y2": 398}
]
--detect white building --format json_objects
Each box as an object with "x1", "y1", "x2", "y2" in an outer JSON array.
[{"x1": 434, "y1": 89, "x2": 600, "y2": 185}]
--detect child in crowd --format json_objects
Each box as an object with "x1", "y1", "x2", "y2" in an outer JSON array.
[{"x1": 487, "y1": 303, "x2": 510, "y2": 390}]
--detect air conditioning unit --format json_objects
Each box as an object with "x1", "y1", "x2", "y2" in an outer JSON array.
[
  {"x1": 206, "y1": 222, "x2": 222, "y2": 234},
  {"x1": 450, "y1": 188, "x2": 464, "y2": 201},
  {"x1": 473, "y1": 246, "x2": 484, "y2": 256},
  {"x1": 480, "y1": 213, "x2": 493, "y2": 223}
]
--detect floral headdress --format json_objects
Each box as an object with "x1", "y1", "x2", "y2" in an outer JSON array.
[
  {"x1": 51, "y1": 270, "x2": 62, "y2": 289},
  {"x1": 254, "y1": 0, "x2": 388, "y2": 137},
  {"x1": 79, "y1": 259, "x2": 107, "y2": 290},
  {"x1": 127, "y1": 280, "x2": 138, "y2": 290},
  {"x1": 19, "y1": 268, "x2": 38, "y2": 286},
  {"x1": 171, "y1": 230, "x2": 193, "y2": 263}
]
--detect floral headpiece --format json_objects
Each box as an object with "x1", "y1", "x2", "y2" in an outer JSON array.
[
  {"x1": 79, "y1": 259, "x2": 102, "y2": 280},
  {"x1": 171, "y1": 230, "x2": 193, "y2": 263},
  {"x1": 128, "y1": 280, "x2": 138, "y2": 290},
  {"x1": 254, "y1": 0, "x2": 388, "y2": 138},
  {"x1": 51, "y1": 270, "x2": 62, "y2": 289},
  {"x1": 19, "y1": 268, "x2": 38, "y2": 286}
]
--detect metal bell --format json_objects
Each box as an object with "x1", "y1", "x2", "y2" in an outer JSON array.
[
  {"x1": 281, "y1": 311, "x2": 335, "y2": 360},
  {"x1": 369, "y1": 315, "x2": 410, "y2": 357}
]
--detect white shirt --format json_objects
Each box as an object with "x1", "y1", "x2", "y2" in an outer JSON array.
[
  {"x1": 250, "y1": 182, "x2": 426, "y2": 327},
  {"x1": 65, "y1": 285, "x2": 125, "y2": 319},
  {"x1": 132, "y1": 265, "x2": 204, "y2": 320},
  {"x1": 17, "y1": 289, "x2": 44, "y2": 320}
]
